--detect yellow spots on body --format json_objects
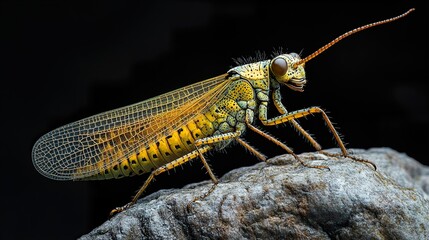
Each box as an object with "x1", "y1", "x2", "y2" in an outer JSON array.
[
  {"x1": 204, "y1": 111, "x2": 216, "y2": 122},
  {"x1": 251, "y1": 79, "x2": 269, "y2": 90},
  {"x1": 128, "y1": 152, "x2": 144, "y2": 175},
  {"x1": 119, "y1": 159, "x2": 132, "y2": 177},
  {"x1": 187, "y1": 120, "x2": 204, "y2": 141},
  {"x1": 194, "y1": 114, "x2": 215, "y2": 136},
  {"x1": 146, "y1": 142, "x2": 165, "y2": 165},
  {"x1": 228, "y1": 60, "x2": 270, "y2": 81},
  {"x1": 166, "y1": 131, "x2": 187, "y2": 156},
  {"x1": 156, "y1": 138, "x2": 176, "y2": 161},
  {"x1": 177, "y1": 126, "x2": 195, "y2": 151},
  {"x1": 137, "y1": 148, "x2": 153, "y2": 172}
]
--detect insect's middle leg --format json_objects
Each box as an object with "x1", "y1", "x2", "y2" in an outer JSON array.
[{"x1": 192, "y1": 131, "x2": 243, "y2": 201}]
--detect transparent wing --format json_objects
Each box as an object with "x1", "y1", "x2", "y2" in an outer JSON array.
[{"x1": 32, "y1": 74, "x2": 232, "y2": 180}]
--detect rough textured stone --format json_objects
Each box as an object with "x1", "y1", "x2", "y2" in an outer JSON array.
[{"x1": 79, "y1": 148, "x2": 429, "y2": 239}]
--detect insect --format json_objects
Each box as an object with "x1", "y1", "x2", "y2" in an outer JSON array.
[{"x1": 32, "y1": 9, "x2": 414, "y2": 215}]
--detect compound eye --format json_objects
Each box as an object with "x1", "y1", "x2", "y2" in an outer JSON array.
[{"x1": 271, "y1": 57, "x2": 288, "y2": 77}]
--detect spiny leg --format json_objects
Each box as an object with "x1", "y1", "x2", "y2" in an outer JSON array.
[
  {"x1": 236, "y1": 137, "x2": 267, "y2": 162},
  {"x1": 260, "y1": 106, "x2": 376, "y2": 169},
  {"x1": 246, "y1": 120, "x2": 329, "y2": 170},
  {"x1": 110, "y1": 145, "x2": 211, "y2": 216},
  {"x1": 189, "y1": 137, "x2": 267, "y2": 210},
  {"x1": 290, "y1": 120, "x2": 322, "y2": 150},
  {"x1": 189, "y1": 134, "x2": 268, "y2": 210},
  {"x1": 274, "y1": 91, "x2": 375, "y2": 169},
  {"x1": 273, "y1": 89, "x2": 366, "y2": 165},
  {"x1": 192, "y1": 131, "x2": 242, "y2": 202},
  {"x1": 272, "y1": 88, "x2": 322, "y2": 151},
  {"x1": 273, "y1": 91, "x2": 344, "y2": 163},
  {"x1": 261, "y1": 107, "x2": 346, "y2": 153}
]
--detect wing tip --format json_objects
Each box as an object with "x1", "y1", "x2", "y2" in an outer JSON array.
[{"x1": 32, "y1": 134, "x2": 74, "y2": 181}]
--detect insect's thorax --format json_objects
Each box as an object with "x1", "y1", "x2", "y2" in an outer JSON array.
[{"x1": 202, "y1": 60, "x2": 272, "y2": 147}]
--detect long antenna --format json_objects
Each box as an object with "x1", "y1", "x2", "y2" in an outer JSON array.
[{"x1": 293, "y1": 8, "x2": 415, "y2": 68}]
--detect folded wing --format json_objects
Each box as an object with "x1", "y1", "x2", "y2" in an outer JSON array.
[{"x1": 32, "y1": 74, "x2": 231, "y2": 180}]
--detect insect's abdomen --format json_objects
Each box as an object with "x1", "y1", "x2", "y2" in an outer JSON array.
[
  {"x1": 81, "y1": 112, "x2": 217, "y2": 180},
  {"x1": 78, "y1": 79, "x2": 255, "y2": 180}
]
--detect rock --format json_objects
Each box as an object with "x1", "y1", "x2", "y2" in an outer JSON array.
[{"x1": 79, "y1": 148, "x2": 429, "y2": 239}]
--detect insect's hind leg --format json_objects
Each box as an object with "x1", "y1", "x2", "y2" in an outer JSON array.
[{"x1": 110, "y1": 145, "x2": 212, "y2": 216}]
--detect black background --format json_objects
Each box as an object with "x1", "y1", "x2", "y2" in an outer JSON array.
[{"x1": 1, "y1": 1, "x2": 427, "y2": 239}]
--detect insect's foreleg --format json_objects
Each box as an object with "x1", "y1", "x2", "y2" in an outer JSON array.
[
  {"x1": 272, "y1": 88, "x2": 322, "y2": 151},
  {"x1": 259, "y1": 106, "x2": 376, "y2": 169},
  {"x1": 260, "y1": 106, "x2": 347, "y2": 155},
  {"x1": 110, "y1": 145, "x2": 211, "y2": 216}
]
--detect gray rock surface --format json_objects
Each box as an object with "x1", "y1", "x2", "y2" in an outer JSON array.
[{"x1": 79, "y1": 148, "x2": 429, "y2": 240}]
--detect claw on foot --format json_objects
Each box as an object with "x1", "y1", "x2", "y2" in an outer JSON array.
[
  {"x1": 347, "y1": 155, "x2": 377, "y2": 171},
  {"x1": 186, "y1": 199, "x2": 199, "y2": 213},
  {"x1": 186, "y1": 183, "x2": 218, "y2": 211},
  {"x1": 192, "y1": 183, "x2": 218, "y2": 202},
  {"x1": 110, "y1": 202, "x2": 132, "y2": 216}
]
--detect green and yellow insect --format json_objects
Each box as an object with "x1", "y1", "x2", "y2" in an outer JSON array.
[{"x1": 32, "y1": 9, "x2": 414, "y2": 214}]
